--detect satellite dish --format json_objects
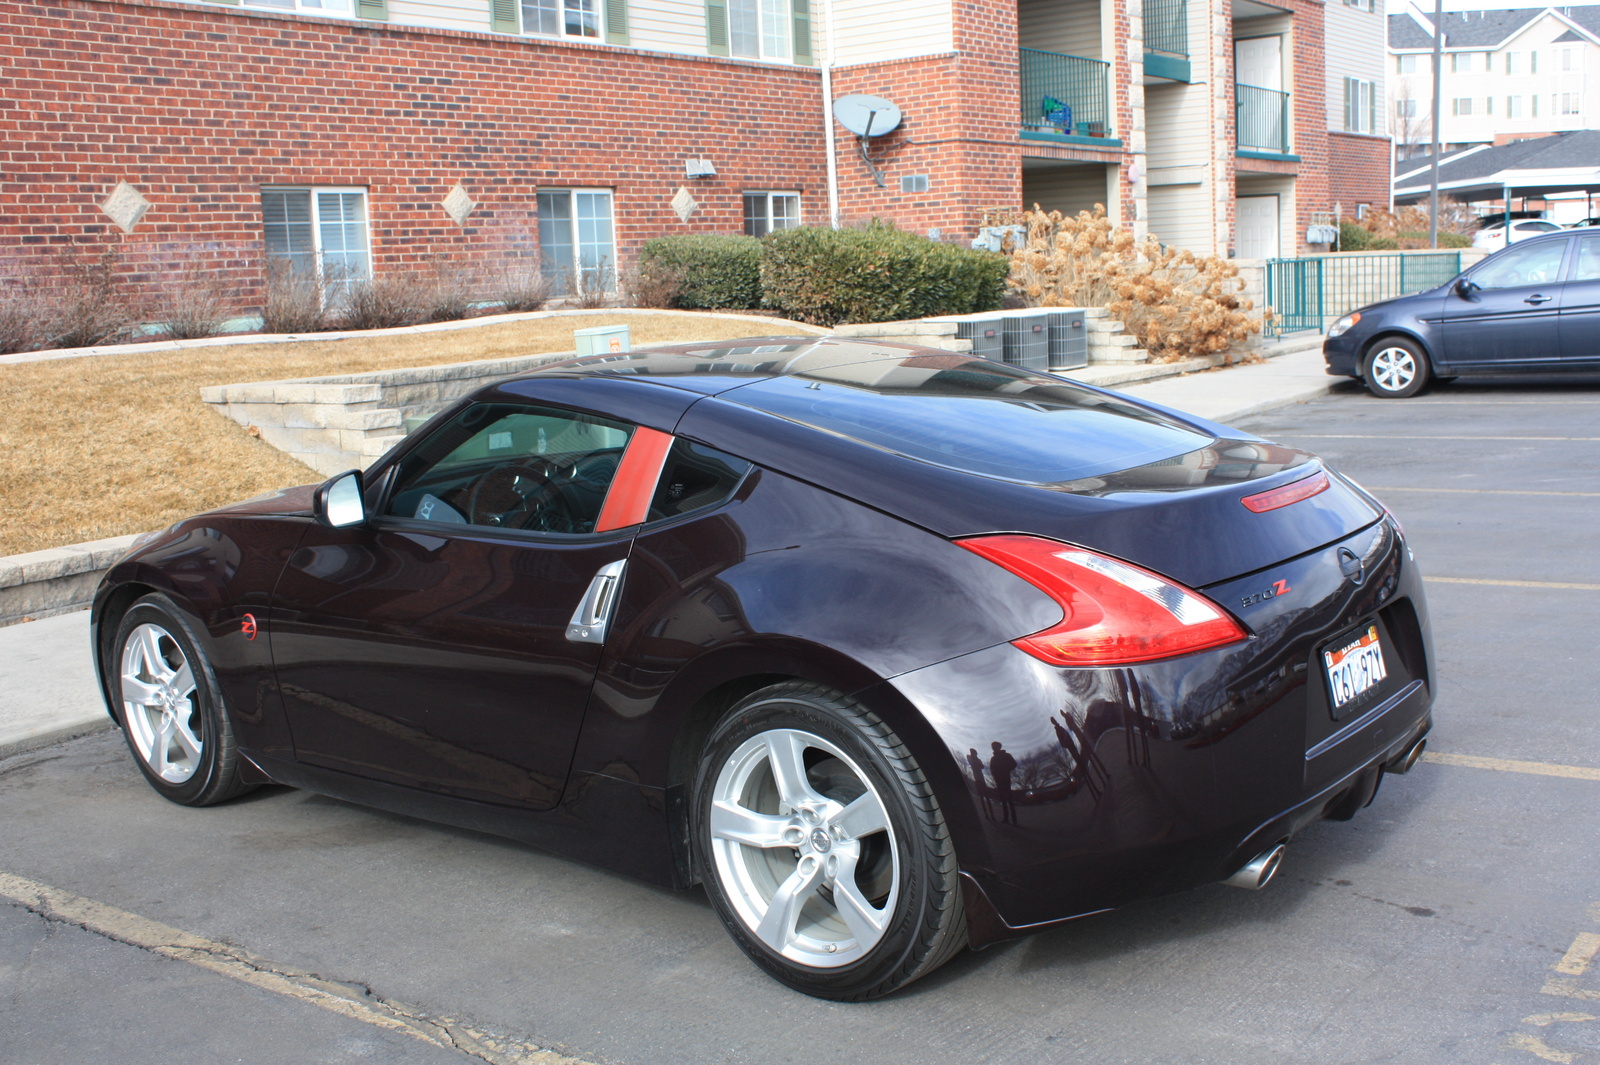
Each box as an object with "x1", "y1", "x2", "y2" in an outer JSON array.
[{"x1": 833, "y1": 95, "x2": 903, "y2": 138}]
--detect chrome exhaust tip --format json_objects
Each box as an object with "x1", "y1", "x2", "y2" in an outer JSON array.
[
  {"x1": 1223, "y1": 844, "x2": 1285, "y2": 890},
  {"x1": 1388, "y1": 737, "x2": 1427, "y2": 775}
]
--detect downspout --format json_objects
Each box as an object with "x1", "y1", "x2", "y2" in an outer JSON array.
[{"x1": 822, "y1": 0, "x2": 840, "y2": 228}]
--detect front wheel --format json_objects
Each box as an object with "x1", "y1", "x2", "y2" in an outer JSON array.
[
  {"x1": 692, "y1": 682, "x2": 966, "y2": 999},
  {"x1": 1363, "y1": 339, "x2": 1431, "y2": 398},
  {"x1": 110, "y1": 594, "x2": 255, "y2": 806}
]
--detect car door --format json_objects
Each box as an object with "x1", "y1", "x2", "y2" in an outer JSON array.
[
  {"x1": 1437, "y1": 237, "x2": 1570, "y2": 371},
  {"x1": 268, "y1": 399, "x2": 670, "y2": 810},
  {"x1": 1558, "y1": 234, "x2": 1600, "y2": 366}
]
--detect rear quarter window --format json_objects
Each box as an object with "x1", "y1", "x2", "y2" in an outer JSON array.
[{"x1": 646, "y1": 440, "x2": 752, "y2": 523}]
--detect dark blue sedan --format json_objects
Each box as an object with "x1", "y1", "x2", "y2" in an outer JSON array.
[{"x1": 1324, "y1": 230, "x2": 1600, "y2": 397}]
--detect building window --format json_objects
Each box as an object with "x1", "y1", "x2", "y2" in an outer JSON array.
[
  {"x1": 1562, "y1": 47, "x2": 1577, "y2": 72},
  {"x1": 261, "y1": 187, "x2": 370, "y2": 298},
  {"x1": 520, "y1": 0, "x2": 599, "y2": 37},
  {"x1": 245, "y1": 0, "x2": 352, "y2": 14},
  {"x1": 1507, "y1": 95, "x2": 1522, "y2": 118},
  {"x1": 1532, "y1": 50, "x2": 1539, "y2": 74},
  {"x1": 1397, "y1": 54, "x2": 1420, "y2": 75},
  {"x1": 1561, "y1": 92, "x2": 1582, "y2": 115},
  {"x1": 537, "y1": 188, "x2": 614, "y2": 296},
  {"x1": 1396, "y1": 98, "x2": 1418, "y2": 118},
  {"x1": 1533, "y1": 94, "x2": 1540, "y2": 116},
  {"x1": 1452, "y1": 97, "x2": 1473, "y2": 116},
  {"x1": 729, "y1": 0, "x2": 791, "y2": 60},
  {"x1": 1450, "y1": 52, "x2": 1472, "y2": 74},
  {"x1": 1343, "y1": 77, "x2": 1376, "y2": 133},
  {"x1": 743, "y1": 192, "x2": 800, "y2": 236}
]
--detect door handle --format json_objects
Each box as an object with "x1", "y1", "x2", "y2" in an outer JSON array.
[
  {"x1": 566, "y1": 559, "x2": 627, "y2": 645},
  {"x1": 1525, "y1": 294, "x2": 1553, "y2": 304}
]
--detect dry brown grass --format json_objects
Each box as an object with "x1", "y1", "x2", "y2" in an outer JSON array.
[{"x1": 0, "y1": 313, "x2": 805, "y2": 556}]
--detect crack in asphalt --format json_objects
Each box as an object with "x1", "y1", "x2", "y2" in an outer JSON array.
[{"x1": 0, "y1": 871, "x2": 593, "y2": 1065}]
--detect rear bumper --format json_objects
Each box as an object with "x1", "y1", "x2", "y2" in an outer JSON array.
[{"x1": 881, "y1": 517, "x2": 1436, "y2": 941}]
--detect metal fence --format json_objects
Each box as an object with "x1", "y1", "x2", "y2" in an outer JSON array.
[
  {"x1": 1019, "y1": 48, "x2": 1112, "y2": 138},
  {"x1": 1264, "y1": 252, "x2": 1464, "y2": 336},
  {"x1": 1236, "y1": 84, "x2": 1290, "y2": 153},
  {"x1": 1143, "y1": 0, "x2": 1188, "y2": 56}
]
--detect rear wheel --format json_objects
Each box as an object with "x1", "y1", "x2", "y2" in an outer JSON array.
[
  {"x1": 692, "y1": 682, "x2": 966, "y2": 1000},
  {"x1": 1363, "y1": 339, "x2": 1430, "y2": 398},
  {"x1": 111, "y1": 595, "x2": 254, "y2": 806}
]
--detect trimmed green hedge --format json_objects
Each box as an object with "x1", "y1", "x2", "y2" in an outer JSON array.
[
  {"x1": 760, "y1": 222, "x2": 1008, "y2": 326},
  {"x1": 638, "y1": 233, "x2": 763, "y2": 309}
]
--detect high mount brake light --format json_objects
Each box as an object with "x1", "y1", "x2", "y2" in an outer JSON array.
[
  {"x1": 957, "y1": 535, "x2": 1248, "y2": 667},
  {"x1": 1241, "y1": 470, "x2": 1330, "y2": 513}
]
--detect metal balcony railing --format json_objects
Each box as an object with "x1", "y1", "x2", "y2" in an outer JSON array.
[
  {"x1": 1143, "y1": 0, "x2": 1188, "y2": 57},
  {"x1": 1020, "y1": 48, "x2": 1112, "y2": 138},
  {"x1": 1236, "y1": 83, "x2": 1291, "y2": 153}
]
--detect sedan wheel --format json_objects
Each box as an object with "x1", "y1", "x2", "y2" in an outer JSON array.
[
  {"x1": 111, "y1": 595, "x2": 254, "y2": 806},
  {"x1": 694, "y1": 683, "x2": 966, "y2": 999},
  {"x1": 1363, "y1": 340, "x2": 1430, "y2": 398}
]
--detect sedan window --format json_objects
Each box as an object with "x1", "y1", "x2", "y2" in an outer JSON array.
[
  {"x1": 1574, "y1": 237, "x2": 1600, "y2": 281},
  {"x1": 385, "y1": 402, "x2": 634, "y2": 534},
  {"x1": 1471, "y1": 240, "x2": 1566, "y2": 290}
]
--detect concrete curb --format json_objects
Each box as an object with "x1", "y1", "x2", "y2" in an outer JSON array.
[{"x1": 0, "y1": 716, "x2": 116, "y2": 761}]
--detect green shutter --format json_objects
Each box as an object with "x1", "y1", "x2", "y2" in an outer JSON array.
[
  {"x1": 491, "y1": 0, "x2": 519, "y2": 33},
  {"x1": 356, "y1": 0, "x2": 388, "y2": 20},
  {"x1": 791, "y1": 0, "x2": 812, "y2": 65},
  {"x1": 706, "y1": 0, "x2": 728, "y2": 56},
  {"x1": 605, "y1": 0, "x2": 628, "y2": 44}
]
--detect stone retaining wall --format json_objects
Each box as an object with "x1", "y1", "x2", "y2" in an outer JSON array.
[
  {"x1": 833, "y1": 308, "x2": 1146, "y2": 364},
  {"x1": 0, "y1": 534, "x2": 141, "y2": 627}
]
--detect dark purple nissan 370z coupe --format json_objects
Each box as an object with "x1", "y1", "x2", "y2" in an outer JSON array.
[{"x1": 91, "y1": 338, "x2": 1434, "y2": 1000}]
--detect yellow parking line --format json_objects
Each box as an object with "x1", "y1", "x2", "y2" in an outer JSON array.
[
  {"x1": 1369, "y1": 486, "x2": 1600, "y2": 498},
  {"x1": 1556, "y1": 934, "x2": 1600, "y2": 978},
  {"x1": 0, "y1": 872, "x2": 585, "y2": 1065},
  {"x1": 1421, "y1": 752, "x2": 1600, "y2": 782},
  {"x1": 1425, "y1": 576, "x2": 1600, "y2": 592}
]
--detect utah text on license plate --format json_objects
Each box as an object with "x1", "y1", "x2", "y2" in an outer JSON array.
[{"x1": 1324, "y1": 624, "x2": 1388, "y2": 711}]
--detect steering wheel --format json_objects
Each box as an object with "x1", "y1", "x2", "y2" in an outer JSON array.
[{"x1": 465, "y1": 458, "x2": 563, "y2": 528}]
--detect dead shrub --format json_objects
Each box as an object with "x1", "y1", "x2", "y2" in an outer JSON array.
[
  {"x1": 419, "y1": 254, "x2": 475, "y2": 322},
  {"x1": 0, "y1": 282, "x2": 46, "y2": 355},
  {"x1": 260, "y1": 259, "x2": 329, "y2": 334},
  {"x1": 337, "y1": 271, "x2": 431, "y2": 331},
  {"x1": 994, "y1": 205, "x2": 1265, "y2": 363},
  {"x1": 36, "y1": 246, "x2": 140, "y2": 350},
  {"x1": 620, "y1": 256, "x2": 684, "y2": 309},
  {"x1": 155, "y1": 254, "x2": 234, "y2": 340},
  {"x1": 490, "y1": 258, "x2": 554, "y2": 314},
  {"x1": 564, "y1": 259, "x2": 613, "y2": 310}
]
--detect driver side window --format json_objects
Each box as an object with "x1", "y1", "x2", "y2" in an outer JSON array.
[
  {"x1": 1471, "y1": 239, "x2": 1567, "y2": 290},
  {"x1": 385, "y1": 402, "x2": 633, "y2": 534}
]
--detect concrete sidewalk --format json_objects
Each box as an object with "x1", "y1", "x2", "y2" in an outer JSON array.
[{"x1": 0, "y1": 337, "x2": 1340, "y2": 760}]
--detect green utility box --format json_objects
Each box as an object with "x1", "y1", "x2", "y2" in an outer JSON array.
[{"x1": 574, "y1": 324, "x2": 631, "y2": 357}]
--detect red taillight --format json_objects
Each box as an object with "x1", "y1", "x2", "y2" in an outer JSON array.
[
  {"x1": 1241, "y1": 470, "x2": 1330, "y2": 513},
  {"x1": 956, "y1": 535, "x2": 1248, "y2": 666}
]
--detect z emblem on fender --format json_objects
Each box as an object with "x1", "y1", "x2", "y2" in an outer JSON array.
[
  {"x1": 241, "y1": 613, "x2": 258, "y2": 640},
  {"x1": 1239, "y1": 579, "x2": 1290, "y2": 609}
]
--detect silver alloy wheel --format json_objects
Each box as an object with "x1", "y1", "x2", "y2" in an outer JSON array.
[
  {"x1": 1369, "y1": 345, "x2": 1417, "y2": 393},
  {"x1": 119, "y1": 622, "x2": 202, "y2": 784},
  {"x1": 708, "y1": 728, "x2": 900, "y2": 968}
]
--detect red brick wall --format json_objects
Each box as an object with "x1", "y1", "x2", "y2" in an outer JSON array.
[
  {"x1": 0, "y1": 0, "x2": 832, "y2": 309},
  {"x1": 1326, "y1": 132, "x2": 1391, "y2": 212},
  {"x1": 1286, "y1": 0, "x2": 1328, "y2": 255}
]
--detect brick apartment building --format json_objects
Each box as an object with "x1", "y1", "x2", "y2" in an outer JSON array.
[{"x1": 0, "y1": 0, "x2": 1374, "y2": 314}]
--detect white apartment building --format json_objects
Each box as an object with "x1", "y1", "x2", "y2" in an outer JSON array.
[{"x1": 1390, "y1": 4, "x2": 1600, "y2": 157}]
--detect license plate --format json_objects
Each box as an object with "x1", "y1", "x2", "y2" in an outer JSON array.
[{"x1": 1323, "y1": 624, "x2": 1388, "y2": 713}]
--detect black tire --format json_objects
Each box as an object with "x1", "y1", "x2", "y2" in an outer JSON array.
[
  {"x1": 1362, "y1": 338, "x2": 1431, "y2": 398},
  {"x1": 692, "y1": 681, "x2": 966, "y2": 1000},
  {"x1": 109, "y1": 594, "x2": 255, "y2": 806}
]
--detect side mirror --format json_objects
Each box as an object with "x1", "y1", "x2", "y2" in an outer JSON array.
[
  {"x1": 314, "y1": 470, "x2": 367, "y2": 529},
  {"x1": 1454, "y1": 277, "x2": 1478, "y2": 297}
]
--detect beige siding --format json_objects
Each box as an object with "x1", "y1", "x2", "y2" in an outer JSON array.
[
  {"x1": 1145, "y1": 81, "x2": 1211, "y2": 173},
  {"x1": 1146, "y1": 185, "x2": 1213, "y2": 254},
  {"x1": 1022, "y1": 163, "x2": 1112, "y2": 216},
  {"x1": 832, "y1": 0, "x2": 951, "y2": 64},
  {"x1": 390, "y1": 0, "x2": 491, "y2": 34},
  {"x1": 630, "y1": 0, "x2": 714, "y2": 56},
  {"x1": 1325, "y1": 0, "x2": 1386, "y2": 132},
  {"x1": 1018, "y1": 0, "x2": 1102, "y2": 60}
]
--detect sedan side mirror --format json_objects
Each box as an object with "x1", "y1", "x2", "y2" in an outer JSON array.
[
  {"x1": 314, "y1": 469, "x2": 367, "y2": 529},
  {"x1": 1454, "y1": 277, "x2": 1479, "y2": 298}
]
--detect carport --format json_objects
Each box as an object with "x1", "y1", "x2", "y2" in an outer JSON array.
[{"x1": 1393, "y1": 129, "x2": 1600, "y2": 224}]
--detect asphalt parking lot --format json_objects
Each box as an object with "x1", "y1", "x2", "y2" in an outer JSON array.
[{"x1": 3, "y1": 376, "x2": 1598, "y2": 1065}]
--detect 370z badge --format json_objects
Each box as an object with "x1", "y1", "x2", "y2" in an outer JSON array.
[{"x1": 1240, "y1": 579, "x2": 1290, "y2": 609}]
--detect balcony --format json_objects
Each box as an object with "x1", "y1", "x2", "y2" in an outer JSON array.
[
  {"x1": 1236, "y1": 83, "x2": 1291, "y2": 155},
  {"x1": 1143, "y1": 0, "x2": 1190, "y2": 82},
  {"x1": 1020, "y1": 48, "x2": 1116, "y2": 147}
]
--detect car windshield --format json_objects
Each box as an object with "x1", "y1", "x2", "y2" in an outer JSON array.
[{"x1": 724, "y1": 356, "x2": 1215, "y2": 484}]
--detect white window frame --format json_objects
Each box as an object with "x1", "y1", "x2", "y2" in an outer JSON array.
[
  {"x1": 536, "y1": 187, "x2": 616, "y2": 296},
  {"x1": 519, "y1": 0, "x2": 600, "y2": 39},
  {"x1": 1507, "y1": 95, "x2": 1522, "y2": 118},
  {"x1": 1344, "y1": 77, "x2": 1376, "y2": 133},
  {"x1": 742, "y1": 191, "x2": 801, "y2": 236},
  {"x1": 1561, "y1": 91, "x2": 1582, "y2": 115},
  {"x1": 1450, "y1": 52, "x2": 1472, "y2": 74},
  {"x1": 261, "y1": 186, "x2": 372, "y2": 300},
  {"x1": 1452, "y1": 97, "x2": 1472, "y2": 117},
  {"x1": 729, "y1": 0, "x2": 792, "y2": 61},
  {"x1": 243, "y1": 0, "x2": 354, "y2": 15},
  {"x1": 1396, "y1": 98, "x2": 1417, "y2": 119},
  {"x1": 1397, "y1": 54, "x2": 1420, "y2": 75}
]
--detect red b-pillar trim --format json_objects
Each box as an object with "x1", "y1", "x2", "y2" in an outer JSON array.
[{"x1": 594, "y1": 427, "x2": 675, "y2": 532}]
